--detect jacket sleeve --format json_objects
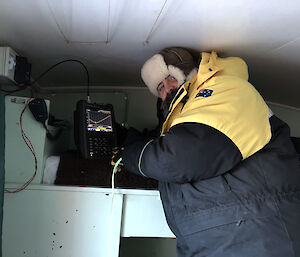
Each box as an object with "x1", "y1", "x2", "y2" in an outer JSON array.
[{"x1": 122, "y1": 122, "x2": 242, "y2": 183}]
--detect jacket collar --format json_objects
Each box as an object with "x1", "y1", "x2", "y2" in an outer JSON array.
[
  {"x1": 161, "y1": 52, "x2": 224, "y2": 134},
  {"x1": 161, "y1": 82, "x2": 188, "y2": 134},
  {"x1": 197, "y1": 51, "x2": 223, "y2": 87}
]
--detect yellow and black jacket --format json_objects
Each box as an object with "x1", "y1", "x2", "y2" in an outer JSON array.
[
  {"x1": 123, "y1": 52, "x2": 300, "y2": 257},
  {"x1": 161, "y1": 51, "x2": 271, "y2": 160}
]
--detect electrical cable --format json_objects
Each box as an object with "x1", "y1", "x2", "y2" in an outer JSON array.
[
  {"x1": 1, "y1": 59, "x2": 90, "y2": 101},
  {"x1": 0, "y1": 84, "x2": 28, "y2": 95},
  {"x1": 111, "y1": 157, "x2": 122, "y2": 198},
  {"x1": 106, "y1": 157, "x2": 123, "y2": 257},
  {"x1": 30, "y1": 59, "x2": 90, "y2": 102},
  {"x1": 42, "y1": 122, "x2": 63, "y2": 141},
  {"x1": 5, "y1": 93, "x2": 38, "y2": 193}
]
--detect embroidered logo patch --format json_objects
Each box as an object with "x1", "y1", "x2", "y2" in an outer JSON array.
[{"x1": 195, "y1": 89, "x2": 213, "y2": 98}]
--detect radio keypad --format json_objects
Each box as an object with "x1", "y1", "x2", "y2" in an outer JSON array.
[{"x1": 88, "y1": 137, "x2": 113, "y2": 158}]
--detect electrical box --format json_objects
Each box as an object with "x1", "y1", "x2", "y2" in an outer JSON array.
[
  {"x1": 0, "y1": 46, "x2": 18, "y2": 84},
  {"x1": 4, "y1": 96, "x2": 50, "y2": 184}
]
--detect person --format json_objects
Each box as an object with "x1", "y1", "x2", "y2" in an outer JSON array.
[{"x1": 112, "y1": 47, "x2": 300, "y2": 257}]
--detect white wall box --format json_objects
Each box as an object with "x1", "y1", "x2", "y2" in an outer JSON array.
[{"x1": 0, "y1": 47, "x2": 17, "y2": 84}]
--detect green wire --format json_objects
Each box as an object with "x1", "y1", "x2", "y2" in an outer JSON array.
[{"x1": 112, "y1": 157, "x2": 123, "y2": 195}]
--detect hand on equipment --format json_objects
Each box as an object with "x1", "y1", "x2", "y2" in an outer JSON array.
[{"x1": 111, "y1": 147, "x2": 124, "y2": 173}]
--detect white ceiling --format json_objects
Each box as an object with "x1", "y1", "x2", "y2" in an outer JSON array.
[{"x1": 0, "y1": 0, "x2": 300, "y2": 108}]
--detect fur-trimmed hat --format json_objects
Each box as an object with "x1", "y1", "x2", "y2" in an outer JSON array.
[{"x1": 141, "y1": 47, "x2": 198, "y2": 97}]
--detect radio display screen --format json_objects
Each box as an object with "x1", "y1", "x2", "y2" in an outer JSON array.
[{"x1": 86, "y1": 109, "x2": 113, "y2": 132}]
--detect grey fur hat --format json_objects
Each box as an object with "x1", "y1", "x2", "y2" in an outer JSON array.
[{"x1": 141, "y1": 47, "x2": 198, "y2": 97}]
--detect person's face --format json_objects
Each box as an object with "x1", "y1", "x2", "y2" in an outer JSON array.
[{"x1": 157, "y1": 75, "x2": 178, "y2": 101}]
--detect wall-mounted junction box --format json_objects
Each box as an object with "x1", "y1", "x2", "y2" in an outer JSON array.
[
  {"x1": 4, "y1": 95, "x2": 50, "y2": 184},
  {"x1": 0, "y1": 46, "x2": 18, "y2": 84}
]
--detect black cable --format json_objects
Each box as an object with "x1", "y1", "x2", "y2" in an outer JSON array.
[
  {"x1": 0, "y1": 84, "x2": 28, "y2": 94},
  {"x1": 31, "y1": 59, "x2": 90, "y2": 100},
  {"x1": 1, "y1": 59, "x2": 90, "y2": 99},
  {"x1": 42, "y1": 122, "x2": 63, "y2": 141}
]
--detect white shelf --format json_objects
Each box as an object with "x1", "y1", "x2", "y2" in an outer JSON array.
[
  {"x1": 3, "y1": 184, "x2": 174, "y2": 257},
  {"x1": 4, "y1": 183, "x2": 160, "y2": 195}
]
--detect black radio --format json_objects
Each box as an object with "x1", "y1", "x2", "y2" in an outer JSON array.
[{"x1": 74, "y1": 100, "x2": 116, "y2": 159}]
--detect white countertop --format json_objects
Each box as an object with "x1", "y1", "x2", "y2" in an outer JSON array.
[{"x1": 4, "y1": 183, "x2": 160, "y2": 196}]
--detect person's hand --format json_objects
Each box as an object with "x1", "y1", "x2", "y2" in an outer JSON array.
[{"x1": 111, "y1": 147, "x2": 124, "y2": 173}]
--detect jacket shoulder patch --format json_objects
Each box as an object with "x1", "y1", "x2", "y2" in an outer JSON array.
[{"x1": 195, "y1": 89, "x2": 213, "y2": 98}]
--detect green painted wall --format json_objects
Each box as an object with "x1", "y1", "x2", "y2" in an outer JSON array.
[
  {"x1": 268, "y1": 103, "x2": 300, "y2": 137},
  {"x1": 0, "y1": 93, "x2": 5, "y2": 257},
  {"x1": 119, "y1": 238, "x2": 177, "y2": 257}
]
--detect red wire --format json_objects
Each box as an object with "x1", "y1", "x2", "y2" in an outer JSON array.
[
  {"x1": 19, "y1": 99, "x2": 35, "y2": 154},
  {"x1": 5, "y1": 88, "x2": 38, "y2": 193}
]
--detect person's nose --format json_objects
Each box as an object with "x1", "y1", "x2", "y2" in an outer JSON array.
[{"x1": 163, "y1": 80, "x2": 172, "y2": 94}]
